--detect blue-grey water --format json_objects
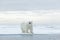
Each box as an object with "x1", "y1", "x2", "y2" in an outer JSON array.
[{"x1": 0, "y1": 34, "x2": 60, "y2": 40}]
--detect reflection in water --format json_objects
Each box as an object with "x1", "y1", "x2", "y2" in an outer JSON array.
[{"x1": 0, "y1": 34, "x2": 60, "y2": 40}]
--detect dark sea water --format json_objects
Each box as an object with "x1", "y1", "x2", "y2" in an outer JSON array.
[{"x1": 0, "y1": 34, "x2": 60, "y2": 40}]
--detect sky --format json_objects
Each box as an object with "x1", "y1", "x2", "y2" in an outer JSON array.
[
  {"x1": 0, "y1": 0, "x2": 58, "y2": 10},
  {"x1": 0, "y1": 10, "x2": 60, "y2": 26},
  {"x1": 0, "y1": 0, "x2": 60, "y2": 26}
]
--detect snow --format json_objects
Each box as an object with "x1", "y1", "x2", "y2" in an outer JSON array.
[
  {"x1": 0, "y1": 24, "x2": 60, "y2": 34},
  {"x1": 33, "y1": 27, "x2": 60, "y2": 34},
  {"x1": 0, "y1": 24, "x2": 21, "y2": 34},
  {"x1": 0, "y1": 10, "x2": 60, "y2": 34}
]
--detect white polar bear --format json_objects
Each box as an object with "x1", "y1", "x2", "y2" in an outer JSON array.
[{"x1": 21, "y1": 21, "x2": 33, "y2": 34}]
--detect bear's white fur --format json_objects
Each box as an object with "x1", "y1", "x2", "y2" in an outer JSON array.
[{"x1": 21, "y1": 21, "x2": 33, "y2": 34}]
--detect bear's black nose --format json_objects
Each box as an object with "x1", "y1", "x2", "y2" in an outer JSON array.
[{"x1": 29, "y1": 22, "x2": 31, "y2": 24}]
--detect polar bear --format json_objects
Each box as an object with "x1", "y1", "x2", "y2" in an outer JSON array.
[{"x1": 21, "y1": 21, "x2": 33, "y2": 34}]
